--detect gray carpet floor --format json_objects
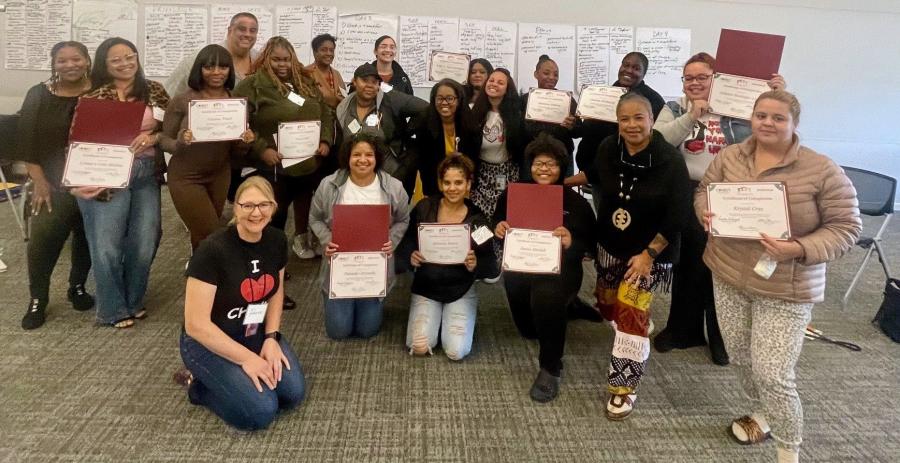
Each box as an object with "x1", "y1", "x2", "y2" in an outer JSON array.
[{"x1": 0, "y1": 188, "x2": 898, "y2": 462}]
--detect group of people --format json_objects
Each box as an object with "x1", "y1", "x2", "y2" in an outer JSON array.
[{"x1": 13, "y1": 11, "x2": 863, "y2": 463}]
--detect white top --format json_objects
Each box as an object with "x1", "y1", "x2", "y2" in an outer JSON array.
[
  {"x1": 340, "y1": 177, "x2": 387, "y2": 205},
  {"x1": 480, "y1": 110, "x2": 508, "y2": 164}
]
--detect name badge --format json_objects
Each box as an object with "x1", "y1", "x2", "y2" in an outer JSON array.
[
  {"x1": 754, "y1": 253, "x2": 777, "y2": 280},
  {"x1": 152, "y1": 106, "x2": 165, "y2": 122},
  {"x1": 380, "y1": 82, "x2": 393, "y2": 93},
  {"x1": 287, "y1": 92, "x2": 305, "y2": 107},
  {"x1": 243, "y1": 301, "x2": 268, "y2": 325},
  {"x1": 365, "y1": 113, "x2": 379, "y2": 127},
  {"x1": 471, "y1": 225, "x2": 493, "y2": 245},
  {"x1": 494, "y1": 174, "x2": 507, "y2": 191},
  {"x1": 348, "y1": 119, "x2": 361, "y2": 134}
]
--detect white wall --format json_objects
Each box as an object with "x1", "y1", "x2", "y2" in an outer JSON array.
[{"x1": 2, "y1": 0, "x2": 899, "y2": 181}]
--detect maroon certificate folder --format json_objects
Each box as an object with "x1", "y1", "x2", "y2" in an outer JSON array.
[
  {"x1": 715, "y1": 29, "x2": 785, "y2": 80},
  {"x1": 69, "y1": 98, "x2": 145, "y2": 146},
  {"x1": 507, "y1": 183, "x2": 563, "y2": 231},
  {"x1": 331, "y1": 204, "x2": 391, "y2": 252}
]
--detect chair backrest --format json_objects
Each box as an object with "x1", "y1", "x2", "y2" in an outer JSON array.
[
  {"x1": 842, "y1": 166, "x2": 896, "y2": 216},
  {"x1": 0, "y1": 114, "x2": 20, "y2": 162}
]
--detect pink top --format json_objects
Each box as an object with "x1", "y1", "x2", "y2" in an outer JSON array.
[{"x1": 136, "y1": 106, "x2": 157, "y2": 158}]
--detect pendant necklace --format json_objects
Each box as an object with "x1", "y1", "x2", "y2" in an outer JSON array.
[{"x1": 612, "y1": 144, "x2": 651, "y2": 231}]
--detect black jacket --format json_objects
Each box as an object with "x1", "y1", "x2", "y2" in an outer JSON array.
[{"x1": 413, "y1": 115, "x2": 481, "y2": 196}]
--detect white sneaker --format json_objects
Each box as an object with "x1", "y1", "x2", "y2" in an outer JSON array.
[
  {"x1": 292, "y1": 234, "x2": 315, "y2": 259},
  {"x1": 606, "y1": 393, "x2": 636, "y2": 420}
]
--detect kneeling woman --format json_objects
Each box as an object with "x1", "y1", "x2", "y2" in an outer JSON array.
[
  {"x1": 309, "y1": 133, "x2": 410, "y2": 339},
  {"x1": 397, "y1": 155, "x2": 494, "y2": 360},
  {"x1": 176, "y1": 177, "x2": 305, "y2": 431},
  {"x1": 493, "y1": 134, "x2": 596, "y2": 402}
]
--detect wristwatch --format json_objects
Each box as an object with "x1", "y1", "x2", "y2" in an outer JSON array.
[
  {"x1": 264, "y1": 331, "x2": 281, "y2": 341},
  {"x1": 645, "y1": 247, "x2": 659, "y2": 259}
]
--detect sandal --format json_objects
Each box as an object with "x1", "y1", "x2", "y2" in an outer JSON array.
[
  {"x1": 729, "y1": 415, "x2": 771, "y2": 445},
  {"x1": 173, "y1": 367, "x2": 193, "y2": 388},
  {"x1": 111, "y1": 318, "x2": 135, "y2": 329},
  {"x1": 133, "y1": 309, "x2": 147, "y2": 320},
  {"x1": 606, "y1": 393, "x2": 636, "y2": 421}
]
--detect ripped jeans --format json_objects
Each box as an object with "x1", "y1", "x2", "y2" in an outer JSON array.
[{"x1": 406, "y1": 286, "x2": 477, "y2": 360}]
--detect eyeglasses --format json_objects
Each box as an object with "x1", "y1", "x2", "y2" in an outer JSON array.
[
  {"x1": 682, "y1": 74, "x2": 713, "y2": 83},
  {"x1": 107, "y1": 53, "x2": 138, "y2": 66},
  {"x1": 436, "y1": 96, "x2": 458, "y2": 105},
  {"x1": 533, "y1": 160, "x2": 559, "y2": 169},
  {"x1": 237, "y1": 201, "x2": 274, "y2": 213}
]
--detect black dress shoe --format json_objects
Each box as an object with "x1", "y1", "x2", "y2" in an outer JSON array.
[
  {"x1": 653, "y1": 328, "x2": 707, "y2": 353},
  {"x1": 567, "y1": 298, "x2": 603, "y2": 322},
  {"x1": 283, "y1": 295, "x2": 297, "y2": 310},
  {"x1": 710, "y1": 340, "x2": 730, "y2": 366}
]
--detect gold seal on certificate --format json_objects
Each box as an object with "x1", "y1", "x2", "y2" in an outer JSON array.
[
  {"x1": 501, "y1": 228, "x2": 561, "y2": 274},
  {"x1": 525, "y1": 88, "x2": 571, "y2": 125},
  {"x1": 329, "y1": 252, "x2": 388, "y2": 299},
  {"x1": 428, "y1": 51, "x2": 471, "y2": 84},
  {"x1": 62, "y1": 142, "x2": 134, "y2": 188},
  {"x1": 417, "y1": 223, "x2": 470, "y2": 264},
  {"x1": 708, "y1": 73, "x2": 771, "y2": 120},
  {"x1": 707, "y1": 182, "x2": 791, "y2": 240},
  {"x1": 576, "y1": 85, "x2": 627, "y2": 122},
  {"x1": 278, "y1": 121, "x2": 321, "y2": 159},
  {"x1": 187, "y1": 98, "x2": 248, "y2": 142}
]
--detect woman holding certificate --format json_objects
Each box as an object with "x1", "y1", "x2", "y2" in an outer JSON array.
[
  {"x1": 463, "y1": 58, "x2": 493, "y2": 106},
  {"x1": 470, "y1": 68, "x2": 526, "y2": 220},
  {"x1": 584, "y1": 93, "x2": 690, "y2": 420},
  {"x1": 653, "y1": 52, "x2": 786, "y2": 365},
  {"x1": 696, "y1": 90, "x2": 860, "y2": 463},
  {"x1": 17, "y1": 41, "x2": 95, "y2": 330},
  {"x1": 233, "y1": 37, "x2": 334, "y2": 267},
  {"x1": 396, "y1": 155, "x2": 493, "y2": 359},
  {"x1": 521, "y1": 55, "x2": 581, "y2": 177},
  {"x1": 159, "y1": 44, "x2": 255, "y2": 251},
  {"x1": 309, "y1": 133, "x2": 410, "y2": 340},
  {"x1": 492, "y1": 134, "x2": 596, "y2": 402},
  {"x1": 72, "y1": 37, "x2": 170, "y2": 328},
  {"x1": 175, "y1": 177, "x2": 305, "y2": 431},
  {"x1": 414, "y1": 79, "x2": 480, "y2": 197}
]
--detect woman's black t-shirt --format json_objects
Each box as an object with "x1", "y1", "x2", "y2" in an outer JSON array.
[{"x1": 186, "y1": 225, "x2": 288, "y2": 340}]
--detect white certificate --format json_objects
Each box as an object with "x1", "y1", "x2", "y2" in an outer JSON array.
[
  {"x1": 329, "y1": 252, "x2": 388, "y2": 299},
  {"x1": 576, "y1": 85, "x2": 627, "y2": 122},
  {"x1": 501, "y1": 228, "x2": 561, "y2": 274},
  {"x1": 62, "y1": 142, "x2": 134, "y2": 188},
  {"x1": 428, "y1": 51, "x2": 471, "y2": 84},
  {"x1": 525, "y1": 88, "x2": 572, "y2": 125},
  {"x1": 708, "y1": 73, "x2": 771, "y2": 120},
  {"x1": 417, "y1": 223, "x2": 471, "y2": 264},
  {"x1": 278, "y1": 121, "x2": 321, "y2": 159},
  {"x1": 187, "y1": 98, "x2": 247, "y2": 142},
  {"x1": 707, "y1": 182, "x2": 791, "y2": 240}
]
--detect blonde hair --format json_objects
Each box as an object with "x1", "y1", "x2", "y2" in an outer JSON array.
[
  {"x1": 754, "y1": 90, "x2": 801, "y2": 124},
  {"x1": 229, "y1": 177, "x2": 277, "y2": 224}
]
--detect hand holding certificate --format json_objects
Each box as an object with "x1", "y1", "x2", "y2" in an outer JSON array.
[
  {"x1": 502, "y1": 228, "x2": 561, "y2": 274},
  {"x1": 417, "y1": 224, "x2": 470, "y2": 264},
  {"x1": 576, "y1": 85, "x2": 627, "y2": 122},
  {"x1": 329, "y1": 252, "x2": 388, "y2": 299},
  {"x1": 62, "y1": 142, "x2": 134, "y2": 188},
  {"x1": 525, "y1": 89, "x2": 572, "y2": 125},
  {"x1": 188, "y1": 98, "x2": 247, "y2": 142},
  {"x1": 278, "y1": 121, "x2": 321, "y2": 160},
  {"x1": 429, "y1": 51, "x2": 470, "y2": 84},
  {"x1": 707, "y1": 182, "x2": 791, "y2": 240},
  {"x1": 708, "y1": 73, "x2": 771, "y2": 120}
]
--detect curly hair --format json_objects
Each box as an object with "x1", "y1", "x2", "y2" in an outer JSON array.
[
  {"x1": 252, "y1": 36, "x2": 317, "y2": 97},
  {"x1": 338, "y1": 131, "x2": 387, "y2": 170}
]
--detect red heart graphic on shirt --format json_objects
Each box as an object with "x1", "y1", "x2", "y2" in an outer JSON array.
[
  {"x1": 685, "y1": 139, "x2": 705, "y2": 153},
  {"x1": 240, "y1": 274, "x2": 275, "y2": 302}
]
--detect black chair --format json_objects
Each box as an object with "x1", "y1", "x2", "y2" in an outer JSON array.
[
  {"x1": 0, "y1": 114, "x2": 28, "y2": 240},
  {"x1": 842, "y1": 166, "x2": 896, "y2": 309}
]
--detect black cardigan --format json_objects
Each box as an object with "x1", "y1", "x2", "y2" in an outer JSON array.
[
  {"x1": 396, "y1": 196, "x2": 495, "y2": 303},
  {"x1": 413, "y1": 117, "x2": 481, "y2": 197},
  {"x1": 15, "y1": 83, "x2": 80, "y2": 187},
  {"x1": 586, "y1": 130, "x2": 690, "y2": 264},
  {"x1": 493, "y1": 182, "x2": 597, "y2": 275}
]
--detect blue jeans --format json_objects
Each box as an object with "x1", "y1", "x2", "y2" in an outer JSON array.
[
  {"x1": 406, "y1": 287, "x2": 478, "y2": 360},
  {"x1": 78, "y1": 157, "x2": 161, "y2": 324},
  {"x1": 321, "y1": 293, "x2": 383, "y2": 339},
  {"x1": 180, "y1": 331, "x2": 306, "y2": 431}
]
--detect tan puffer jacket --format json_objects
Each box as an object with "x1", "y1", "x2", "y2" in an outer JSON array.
[{"x1": 695, "y1": 135, "x2": 861, "y2": 303}]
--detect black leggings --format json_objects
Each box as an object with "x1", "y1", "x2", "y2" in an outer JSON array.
[
  {"x1": 27, "y1": 190, "x2": 92, "y2": 300},
  {"x1": 504, "y1": 267, "x2": 581, "y2": 376}
]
